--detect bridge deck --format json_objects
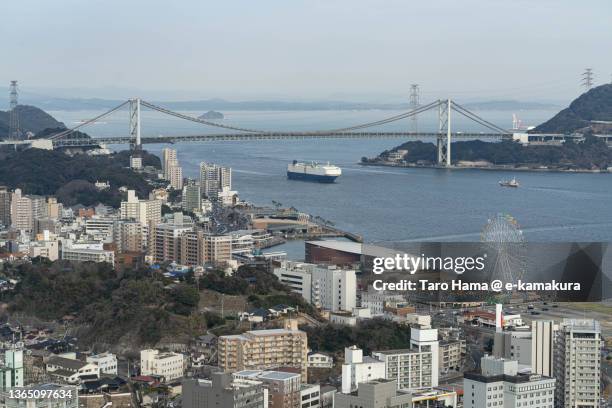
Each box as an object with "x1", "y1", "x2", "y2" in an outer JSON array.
[{"x1": 51, "y1": 131, "x2": 512, "y2": 147}]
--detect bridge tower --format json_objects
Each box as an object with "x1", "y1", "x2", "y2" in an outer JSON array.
[
  {"x1": 437, "y1": 99, "x2": 452, "y2": 167},
  {"x1": 129, "y1": 98, "x2": 141, "y2": 151}
]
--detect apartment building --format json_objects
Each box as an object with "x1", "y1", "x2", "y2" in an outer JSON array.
[
  {"x1": 0, "y1": 348, "x2": 24, "y2": 390},
  {"x1": 359, "y1": 290, "x2": 406, "y2": 316},
  {"x1": 273, "y1": 261, "x2": 356, "y2": 312},
  {"x1": 182, "y1": 373, "x2": 266, "y2": 408},
  {"x1": 493, "y1": 329, "x2": 532, "y2": 367},
  {"x1": 10, "y1": 189, "x2": 46, "y2": 232},
  {"x1": 463, "y1": 355, "x2": 555, "y2": 408},
  {"x1": 531, "y1": 320, "x2": 557, "y2": 377},
  {"x1": 140, "y1": 349, "x2": 184, "y2": 381},
  {"x1": 439, "y1": 339, "x2": 466, "y2": 374},
  {"x1": 150, "y1": 218, "x2": 193, "y2": 263},
  {"x1": 0, "y1": 186, "x2": 11, "y2": 227},
  {"x1": 46, "y1": 197, "x2": 63, "y2": 219},
  {"x1": 234, "y1": 370, "x2": 302, "y2": 408},
  {"x1": 167, "y1": 163, "x2": 183, "y2": 190},
  {"x1": 150, "y1": 219, "x2": 232, "y2": 266},
  {"x1": 182, "y1": 181, "x2": 202, "y2": 213},
  {"x1": 201, "y1": 233, "x2": 232, "y2": 264},
  {"x1": 162, "y1": 148, "x2": 178, "y2": 179},
  {"x1": 335, "y1": 379, "x2": 412, "y2": 408},
  {"x1": 86, "y1": 352, "x2": 118, "y2": 375},
  {"x1": 341, "y1": 346, "x2": 386, "y2": 394},
  {"x1": 120, "y1": 190, "x2": 162, "y2": 226},
  {"x1": 113, "y1": 220, "x2": 147, "y2": 252},
  {"x1": 553, "y1": 319, "x2": 601, "y2": 408},
  {"x1": 199, "y1": 162, "x2": 231, "y2": 198},
  {"x1": 218, "y1": 320, "x2": 308, "y2": 381},
  {"x1": 300, "y1": 384, "x2": 321, "y2": 408},
  {"x1": 61, "y1": 246, "x2": 115, "y2": 264}
]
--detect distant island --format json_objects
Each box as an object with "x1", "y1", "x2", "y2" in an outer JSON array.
[
  {"x1": 364, "y1": 85, "x2": 612, "y2": 172},
  {"x1": 199, "y1": 110, "x2": 224, "y2": 120}
]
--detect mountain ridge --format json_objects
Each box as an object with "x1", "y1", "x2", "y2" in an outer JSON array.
[{"x1": 532, "y1": 84, "x2": 612, "y2": 133}]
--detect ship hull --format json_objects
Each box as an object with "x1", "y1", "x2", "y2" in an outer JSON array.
[{"x1": 287, "y1": 171, "x2": 338, "y2": 183}]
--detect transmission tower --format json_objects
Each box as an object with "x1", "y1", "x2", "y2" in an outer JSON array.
[
  {"x1": 8, "y1": 81, "x2": 21, "y2": 140},
  {"x1": 581, "y1": 68, "x2": 594, "y2": 90},
  {"x1": 409, "y1": 84, "x2": 420, "y2": 133}
]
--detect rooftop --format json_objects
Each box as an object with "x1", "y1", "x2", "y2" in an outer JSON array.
[
  {"x1": 258, "y1": 371, "x2": 300, "y2": 381},
  {"x1": 47, "y1": 355, "x2": 87, "y2": 370}
]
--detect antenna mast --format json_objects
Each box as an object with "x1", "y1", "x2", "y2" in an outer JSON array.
[
  {"x1": 409, "y1": 84, "x2": 420, "y2": 133},
  {"x1": 8, "y1": 81, "x2": 20, "y2": 140}
]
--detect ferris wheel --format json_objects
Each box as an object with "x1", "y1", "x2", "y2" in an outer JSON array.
[{"x1": 481, "y1": 213, "x2": 527, "y2": 287}]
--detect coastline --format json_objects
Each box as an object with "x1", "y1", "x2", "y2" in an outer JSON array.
[{"x1": 358, "y1": 161, "x2": 611, "y2": 174}]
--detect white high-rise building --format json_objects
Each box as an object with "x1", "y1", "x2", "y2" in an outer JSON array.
[
  {"x1": 86, "y1": 353, "x2": 118, "y2": 375},
  {"x1": 10, "y1": 189, "x2": 46, "y2": 232},
  {"x1": 371, "y1": 326, "x2": 439, "y2": 391},
  {"x1": 341, "y1": 346, "x2": 385, "y2": 394},
  {"x1": 120, "y1": 190, "x2": 162, "y2": 226},
  {"x1": 140, "y1": 349, "x2": 184, "y2": 381},
  {"x1": 531, "y1": 320, "x2": 558, "y2": 377},
  {"x1": 167, "y1": 163, "x2": 183, "y2": 190},
  {"x1": 162, "y1": 148, "x2": 177, "y2": 178},
  {"x1": 553, "y1": 319, "x2": 601, "y2": 408},
  {"x1": 0, "y1": 348, "x2": 24, "y2": 390},
  {"x1": 273, "y1": 261, "x2": 356, "y2": 312},
  {"x1": 464, "y1": 355, "x2": 555, "y2": 408},
  {"x1": 199, "y1": 162, "x2": 231, "y2": 198},
  {"x1": 410, "y1": 326, "x2": 439, "y2": 387}
]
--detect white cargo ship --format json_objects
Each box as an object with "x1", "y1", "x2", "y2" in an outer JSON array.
[{"x1": 287, "y1": 161, "x2": 341, "y2": 183}]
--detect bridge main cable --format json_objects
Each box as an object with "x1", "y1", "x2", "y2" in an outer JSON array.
[
  {"x1": 141, "y1": 99, "x2": 442, "y2": 135},
  {"x1": 321, "y1": 100, "x2": 442, "y2": 133},
  {"x1": 140, "y1": 100, "x2": 266, "y2": 133},
  {"x1": 450, "y1": 101, "x2": 509, "y2": 134},
  {"x1": 49, "y1": 100, "x2": 131, "y2": 140}
]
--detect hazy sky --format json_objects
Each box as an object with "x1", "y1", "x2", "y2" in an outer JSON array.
[{"x1": 2, "y1": 0, "x2": 611, "y2": 102}]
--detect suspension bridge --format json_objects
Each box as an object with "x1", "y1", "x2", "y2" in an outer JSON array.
[{"x1": 4, "y1": 98, "x2": 516, "y2": 167}]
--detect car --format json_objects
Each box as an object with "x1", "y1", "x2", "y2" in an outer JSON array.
[
  {"x1": 552, "y1": 304, "x2": 559, "y2": 308},
  {"x1": 542, "y1": 308, "x2": 549, "y2": 311},
  {"x1": 531, "y1": 311, "x2": 540, "y2": 315}
]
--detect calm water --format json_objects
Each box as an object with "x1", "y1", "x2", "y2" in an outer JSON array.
[{"x1": 50, "y1": 108, "x2": 612, "y2": 256}]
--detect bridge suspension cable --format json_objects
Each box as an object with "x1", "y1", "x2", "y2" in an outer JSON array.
[
  {"x1": 450, "y1": 101, "x2": 509, "y2": 134},
  {"x1": 140, "y1": 100, "x2": 266, "y2": 133},
  {"x1": 321, "y1": 100, "x2": 442, "y2": 133},
  {"x1": 49, "y1": 100, "x2": 130, "y2": 140},
  {"x1": 141, "y1": 99, "x2": 443, "y2": 135},
  {"x1": 44, "y1": 97, "x2": 510, "y2": 145}
]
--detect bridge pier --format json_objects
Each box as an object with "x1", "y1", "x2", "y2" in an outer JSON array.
[
  {"x1": 129, "y1": 98, "x2": 141, "y2": 151},
  {"x1": 437, "y1": 99, "x2": 452, "y2": 167}
]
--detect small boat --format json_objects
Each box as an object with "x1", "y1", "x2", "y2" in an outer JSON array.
[{"x1": 499, "y1": 177, "x2": 519, "y2": 188}]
